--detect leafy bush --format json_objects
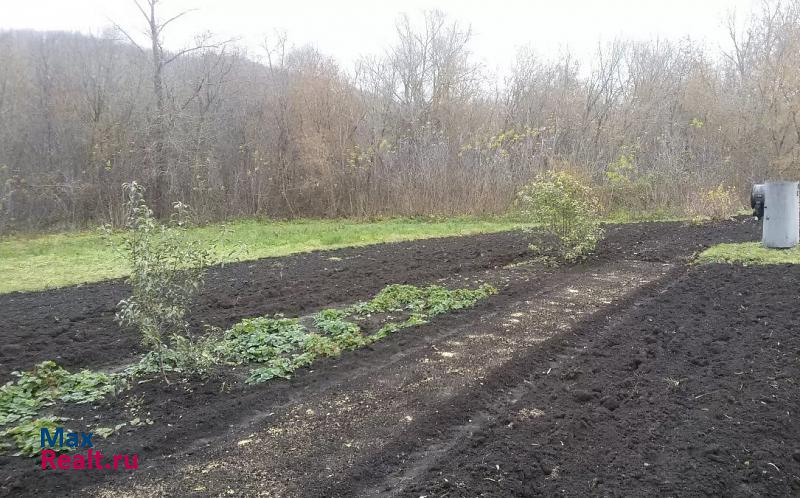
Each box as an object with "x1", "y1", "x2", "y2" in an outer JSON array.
[
  {"x1": 168, "y1": 331, "x2": 220, "y2": 376},
  {"x1": 515, "y1": 171, "x2": 604, "y2": 262},
  {"x1": 688, "y1": 184, "x2": 739, "y2": 220},
  {"x1": 112, "y1": 182, "x2": 215, "y2": 380},
  {"x1": 597, "y1": 149, "x2": 693, "y2": 218},
  {"x1": 604, "y1": 149, "x2": 651, "y2": 211}
]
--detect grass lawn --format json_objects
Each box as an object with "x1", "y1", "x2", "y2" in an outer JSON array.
[
  {"x1": 697, "y1": 242, "x2": 800, "y2": 265},
  {"x1": 0, "y1": 217, "x2": 528, "y2": 294}
]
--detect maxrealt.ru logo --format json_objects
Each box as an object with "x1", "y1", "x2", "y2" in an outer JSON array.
[{"x1": 40, "y1": 428, "x2": 138, "y2": 470}]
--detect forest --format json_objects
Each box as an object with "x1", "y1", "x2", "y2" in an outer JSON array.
[{"x1": 1, "y1": 1, "x2": 799, "y2": 232}]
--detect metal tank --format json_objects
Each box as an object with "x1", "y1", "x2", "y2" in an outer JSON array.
[{"x1": 761, "y1": 181, "x2": 799, "y2": 248}]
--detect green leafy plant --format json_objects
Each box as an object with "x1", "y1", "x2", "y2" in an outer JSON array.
[
  {"x1": 313, "y1": 309, "x2": 367, "y2": 350},
  {"x1": 0, "y1": 418, "x2": 121, "y2": 457},
  {"x1": 245, "y1": 353, "x2": 315, "y2": 384},
  {"x1": 348, "y1": 283, "x2": 496, "y2": 343},
  {"x1": 220, "y1": 316, "x2": 334, "y2": 384},
  {"x1": 0, "y1": 361, "x2": 117, "y2": 427},
  {"x1": 349, "y1": 283, "x2": 496, "y2": 316},
  {"x1": 229, "y1": 284, "x2": 496, "y2": 384},
  {"x1": 167, "y1": 327, "x2": 222, "y2": 376},
  {"x1": 422, "y1": 285, "x2": 496, "y2": 316},
  {"x1": 0, "y1": 362, "x2": 119, "y2": 457},
  {"x1": 302, "y1": 333, "x2": 343, "y2": 358},
  {"x1": 515, "y1": 171, "x2": 604, "y2": 262},
  {"x1": 111, "y1": 182, "x2": 215, "y2": 381},
  {"x1": 245, "y1": 358, "x2": 295, "y2": 384},
  {"x1": 219, "y1": 316, "x2": 308, "y2": 364},
  {"x1": 1, "y1": 281, "x2": 498, "y2": 453},
  {"x1": 119, "y1": 283, "x2": 499, "y2": 387},
  {"x1": 0, "y1": 417, "x2": 67, "y2": 457},
  {"x1": 349, "y1": 284, "x2": 427, "y2": 314},
  {"x1": 371, "y1": 322, "x2": 404, "y2": 342},
  {"x1": 369, "y1": 314, "x2": 430, "y2": 343},
  {"x1": 125, "y1": 330, "x2": 221, "y2": 378}
]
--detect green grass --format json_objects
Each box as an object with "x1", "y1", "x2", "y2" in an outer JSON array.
[
  {"x1": 697, "y1": 242, "x2": 800, "y2": 265},
  {"x1": 0, "y1": 217, "x2": 527, "y2": 294}
]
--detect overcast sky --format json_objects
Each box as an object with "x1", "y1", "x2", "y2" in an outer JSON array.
[{"x1": 2, "y1": 0, "x2": 758, "y2": 72}]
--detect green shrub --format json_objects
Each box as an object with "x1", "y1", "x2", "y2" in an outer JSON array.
[
  {"x1": 515, "y1": 171, "x2": 604, "y2": 262},
  {"x1": 168, "y1": 330, "x2": 220, "y2": 376},
  {"x1": 111, "y1": 182, "x2": 215, "y2": 381}
]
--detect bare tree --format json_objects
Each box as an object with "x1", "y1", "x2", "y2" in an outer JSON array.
[{"x1": 113, "y1": 0, "x2": 228, "y2": 216}]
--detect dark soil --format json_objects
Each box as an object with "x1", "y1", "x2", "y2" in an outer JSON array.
[
  {"x1": 394, "y1": 263, "x2": 800, "y2": 497},
  {"x1": 0, "y1": 219, "x2": 755, "y2": 381},
  {"x1": 0, "y1": 230, "x2": 531, "y2": 381},
  {"x1": 2, "y1": 217, "x2": 784, "y2": 497}
]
